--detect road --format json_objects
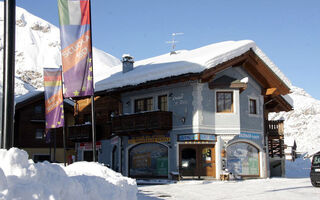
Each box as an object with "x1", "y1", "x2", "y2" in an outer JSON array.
[{"x1": 137, "y1": 178, "x2": 320, "y2": 200}]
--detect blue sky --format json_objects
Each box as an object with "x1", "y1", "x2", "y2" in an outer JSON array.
[{"x1": 12, "y1": 0, "x2": 320, "y2": 100}]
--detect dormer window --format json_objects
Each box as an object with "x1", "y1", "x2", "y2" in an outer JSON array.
[
  {"x1": 216, "y1": 92, "x2": 233, "y2": 113},
  {"x1": 134, "y1": 97, "x2": 153, "y2": 113}
]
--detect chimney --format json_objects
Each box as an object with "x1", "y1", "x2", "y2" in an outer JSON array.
[{"x1": 122, "y1": 54, "x2": 134, "y2": 73}]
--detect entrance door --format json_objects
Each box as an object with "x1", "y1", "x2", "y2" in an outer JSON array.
[
  {"x1": 199, "y1": 145, "x2": 215, "y2": 177},
  {"x1": 179, "y1": 144, "x2": 216, "y2": 178}
]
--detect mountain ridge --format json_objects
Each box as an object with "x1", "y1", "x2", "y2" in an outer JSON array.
[{"x1": 0, "y1": 3, "x2": 319, "y2": 155}]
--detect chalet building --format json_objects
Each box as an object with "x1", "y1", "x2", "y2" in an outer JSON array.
[
  {"x1": 71, "y1": 40, "x2": 292, "y2": 179},
  {"x1": 14, "y1": 91, "x2": 75, "y2": 163}
]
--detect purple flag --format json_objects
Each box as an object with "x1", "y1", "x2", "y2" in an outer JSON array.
[
  {"x1": 44, "y1": 68, "x2": 65, "y2": 129},
  {"x1": 58, "y1": 0, "x2": 94, "y2": 98}
]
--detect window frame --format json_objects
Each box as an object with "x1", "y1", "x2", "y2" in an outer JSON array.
[
  {"x1": 134, "y1": 97, "x2": 153, "y2": 113},
  {"x1": 249, "y1": 98, "x2": 257, "y2": 115},
  {"x1": 158, "y1": 95, "x2": 168, "y2": 111},
  {"x1": 216, "y1": 91, "x2": 234, "y2": 113}
]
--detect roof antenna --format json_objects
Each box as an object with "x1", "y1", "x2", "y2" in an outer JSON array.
[{"x1": 166, "y1": 32, "x2": 184, "y2": 55}]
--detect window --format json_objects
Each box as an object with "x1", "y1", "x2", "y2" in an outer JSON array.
[
  {"x1": 249, "y1": 99, "x2": 257, "y2": 114},
  {"x1": 227, "y1": 142, "x2": 259, "y2": 176},
  {"x1": 34, "y1": 105, "x2": 43, "y2": 114},
  {"x1": 129, "y1": 143, "x2": 168, "y2": 177},
  {"x1": 216, "y1": 92, "x2": 233, "y2": 113},
  {"x1": 134, "y1": 97, "x2": 153, "y2": 113},
  {"x1": 158, "y1": 95, "x2": 168, "y2": 111},
  {"x1": 35, "y1": 129, "x2": 44, "y2": 139}
]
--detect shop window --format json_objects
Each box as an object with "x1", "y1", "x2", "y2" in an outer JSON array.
[
  {"x1": 35, "y1": 129, "x2": 44, "y2": 139},
  {"x1": 129, "y1": 143, "x2": 168, "y2": 177},
  {"x1": 158, "y1": 95, "x2": 168, "y2": 111},
  {"x1": 249, "y1": 99, "x2": 257, "y2": 114},
  {"x1": 226, "y1": 142, "x2": 259, "y2": 176},
  {"x1": 181, "y1": 148, "x2": 197, "y2": 173},
  {"x1": 134, "y1": 97, "x2": 153, "y2": 113},
  {"x1": 216, "y1": 92, "x2": 233, "y2": 113}
]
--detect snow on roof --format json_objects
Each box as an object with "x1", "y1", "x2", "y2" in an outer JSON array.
[
  {"x1": 15, "y1": 89, "x2": 43, "y2": 105},
  {"x1": 282, "y1": 94, "x2": 294, "y2": 108},
  {"x1": 95, "y1": 40, "x2": 292, "y2": 92}
]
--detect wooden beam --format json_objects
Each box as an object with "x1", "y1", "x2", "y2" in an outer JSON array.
[
  {"x1": 242, "y1": 58, "x2": 270, "y2": 88},
  {"x1": 247, "y1": 50, "x2": 290, "y2": 95},
  {"x1": 265, "y1": 88, "x2": 278, "y2": 96}
]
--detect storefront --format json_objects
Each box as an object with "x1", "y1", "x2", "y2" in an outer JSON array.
[
  {"x1": 127, "y1": 135, "x2": 170, "y2": 178},
  {"x1": 178, "y1": 134, "x2": 216, "y2": 178},
  {"x1": 78, "y1": 141, "x2": 101, "y2": 162},
  {"x1": 226, "y1": 142, "x2": 260, "y2": 177}
]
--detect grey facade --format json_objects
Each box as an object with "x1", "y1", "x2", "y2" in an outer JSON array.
[{"x1": 76, "y1": 65, "x2": 272, "y2": 179}]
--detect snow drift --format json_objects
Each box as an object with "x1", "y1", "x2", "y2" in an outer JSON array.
[{"x1": 0, "y1": 148, "x2": 137, "y2": 200}]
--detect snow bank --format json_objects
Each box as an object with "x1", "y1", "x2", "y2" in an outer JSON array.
[{"x1": 0, "y1": 148, "x2": 137, "y2": 200}]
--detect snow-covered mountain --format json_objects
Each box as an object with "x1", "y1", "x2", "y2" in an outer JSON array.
[
  {"x1": 0, "y1": 3, "x2": 319, "y2": 156},
  {"x1": 0, "y1": 2, "x2": 121, "y2": 97},
  {"x1": 270, "y1": 86, "x2": 320, "y2": 155}
]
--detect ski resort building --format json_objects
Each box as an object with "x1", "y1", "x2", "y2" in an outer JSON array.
[
  {"x1": 69, "y1": 40, "x2": 293, "y2": 179},
  {"x1": 14, "y1": 91, "x2": 76, "y2": 163}
]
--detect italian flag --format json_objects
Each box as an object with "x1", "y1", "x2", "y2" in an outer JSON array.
[{"x1": 58, "y1": 0, "x2": 90, "y2": 26}]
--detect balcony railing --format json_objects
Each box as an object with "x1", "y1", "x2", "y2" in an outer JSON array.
[
  {"x1": 68, "y1": 124, "x2": 91, "y2": 142},
  {"x1": 68, "y1": 123, "x2": 111, "y2": 142},
  {"x1": 266, "y1": 120, "x2": 284, "y2": 138},
  {"x1": 112, "y1": 111, "x2": 172, "y2": 135}
]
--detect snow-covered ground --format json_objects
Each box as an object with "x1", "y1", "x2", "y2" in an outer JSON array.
[
  {"x1": 0, "y1": 148, "x2": 137, "y2": 200},
  {"x1": 0, "y1": 148, "x2": 316, "y2": 200},
  {"x1": 137, "y1": 178, "x2": 319, "y2": 200}
]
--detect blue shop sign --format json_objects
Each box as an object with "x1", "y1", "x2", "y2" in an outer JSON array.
[
  {"x1": 178, "y1": 134, "x2": 216, "y2": 141},
  {"x1": 199, "y1": 134, "x2": 216, "y2": 141},
  {"x1": 178, "y1": 134, "x2": 199, "y2": 141},
  {"x1": 239, "y1": 132, "x2": 261, "y2": 141}
]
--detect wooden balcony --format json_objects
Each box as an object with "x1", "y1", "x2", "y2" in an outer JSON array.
[
  {"x1": 112, "y1": 111, "x2": 172, "y2": 135},
  {"x1": 266, "y1": 120, "x2": 284, "y2": 139},
  {"x1": 68, "y1": 122, "x2": 111, "y2": 142}
]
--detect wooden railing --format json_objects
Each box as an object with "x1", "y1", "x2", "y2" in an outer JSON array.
[
  {"x1": 112, "y1": 111, "x2": 172, "y2": 135},
  {"x1": 68, "y1": 122, "x2": 111, "y2": 142},
  {"x1": 266, "y1": 120, "x2": 284, "y2": 138}
]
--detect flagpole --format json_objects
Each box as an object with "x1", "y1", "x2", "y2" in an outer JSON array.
[
  {"x1": 2, "y1": 0, "x2": 16, "y2": 149},
  {"x1": 63, "y1": 119, "x2": 67, "y2": 166},
  {"x1": 88, "y1": 0, "x2": 97, "y2": 162},
  {"x1": 61, "y1": 67, "x2": 67, "y2": 166},
  {"x1": 91, "y1": 96, "x2": 97, "y2": 162}
]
